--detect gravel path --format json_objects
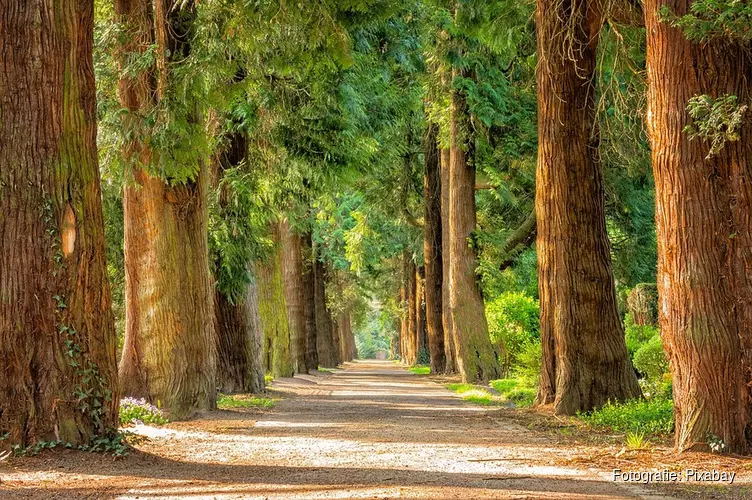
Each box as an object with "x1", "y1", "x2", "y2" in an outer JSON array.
[{"x1": 1, "y1": 360, "x2": 645, "y2": 499}]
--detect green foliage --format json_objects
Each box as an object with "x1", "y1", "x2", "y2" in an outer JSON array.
[
  {"x1": 409, "y1": 365, "x2": 430, "y2": 375},
  {"x1": 490, "y1": 378, "x2": 536, "y2": 407},
  {"x1": 486, "y1": 292, "x2": 539, "y2": 376},
  {"x1": 446, "y1": 383, "x2": 501, "y2": 406},
  {"x1": 661, "y1": 1, "x2": 752, "y2": 42},
  {"x1": 581, "y1": 398, "x2": 675, "y2": 435},
  {"x1": 684, "y1": 94, "x2": 748, "y2": 158},
  {"x1": 119, "y1": 398, "x2": 169, "y2": 426},
  {"x1": 217, "y1": 394, "x2": 276, "y2": 409}
]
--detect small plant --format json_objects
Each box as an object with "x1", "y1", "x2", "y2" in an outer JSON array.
[
  {"x1": 217, "y1": 393, "x2": 276, "y2": 409},
  {"x1": 408, "y1": 365, "x2": 430, "y2": 375},
  {"x1": 707, "y1": 433, "x2": 727, "y2": 454},
  {"x1": 626, "y1": 431, "x2": 647, "y2": 450},
  {"x1": 684, "y1": 94, "x2": 748, "y2": 158},
  {"x1": 119, "y1": 397, "x2": 169, "y2": 426}
]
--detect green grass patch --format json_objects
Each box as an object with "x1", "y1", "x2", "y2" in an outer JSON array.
[
  {"x1": 580, "y1": 398, "x2": 674, "y2": 435},
  {"x1": 446, "y1": 383, "x2": 500, "y2": 406},
  {"x1": 490, "y1": 378, "x2": 536, "y2": 407},
  {"x1": 408, "y1": 365, "x2": 430, "y2": 375},
  {"x1": 217, "y1": 394, "x2": 276, "y2": 410}
]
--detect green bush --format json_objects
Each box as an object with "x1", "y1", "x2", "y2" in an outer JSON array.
[
  {"x1": 624, "y1": 313, "x2": 658, "y2": 357},
  {"x1": 486, "y1": 292, "x2": 539, "y2": 376},
  {"x1": 580, "y1": 398, "x2": 674, "y2": 435}
]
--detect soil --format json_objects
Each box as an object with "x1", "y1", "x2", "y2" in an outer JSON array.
[{"x1": 1, "y1": 360, "x2": 750, "y2": 499}]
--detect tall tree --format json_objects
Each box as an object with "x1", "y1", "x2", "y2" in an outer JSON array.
[
  {"x1": 0, "y1": 0, "x2": 119, "y2": 446},
  {"x1": 644, "y1": 0, "x2": 752, "y2": 453},
  {"x1": 534, "y1": 0, "x2": 640, "y2": 414},
  {"x1": 281, "y1": 219, "x2": 308, "y2": 374},
  {"x1": 116, "y1": 0, "x2": 216, "y2": 418},
  {"x1": 423, "y1": 122, "x2": 446, "y2": 373},
  {"x1": 448, "y1": 66, "x2": 502, "y2": 383}
]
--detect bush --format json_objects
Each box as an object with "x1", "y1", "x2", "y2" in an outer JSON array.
[
  {"x1": 580, "y1": 398, "x2": 674, "y2": 435},
  {"x1": 119, "y1": 398, "x2": 168, "y2": 426},
  {"x1": 486, "y1": 292, "x2": 539, "y2": 376}
]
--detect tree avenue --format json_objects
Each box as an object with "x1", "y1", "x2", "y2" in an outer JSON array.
[{"x1": 1, "y1": 0, "x2": 751, "y2": 462}]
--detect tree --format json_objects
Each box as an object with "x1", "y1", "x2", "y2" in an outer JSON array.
[
  {"x1": 281, "y1": 219, "x2": 309, "y2": 374},
  {"x1": 534, "y1": 0, "x2": 640, "y2": 414},
  {"x1": 423, "y1": 122, "x2": 446, "y2": 373},
  {"x1": 644, "y1": 0, "x2": 752, "y2": 453},
  {"x1": 116, "y1": 0, "x2": 216, "y2": 418},
  {"x1": 448, "y1": 66, "x2": 502, "y2": 383},
  {"x1": 0, "y1": 0, "x2": 119, "y2": 447}
]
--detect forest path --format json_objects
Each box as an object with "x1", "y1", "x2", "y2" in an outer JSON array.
[{"x1": 1, "y1": 360, "x2": 655, "y2": 499}]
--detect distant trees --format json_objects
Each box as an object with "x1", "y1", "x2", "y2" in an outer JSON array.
[{"x1": 0, "y1": 0, "x2": 119, "y2": 446}]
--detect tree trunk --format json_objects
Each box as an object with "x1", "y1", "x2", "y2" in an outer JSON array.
[
  {"x1": 0, "y1": 0, "x2": 119, "y2": 447},
  {"x1": 644, "y1": 0, "x2": 752, "y2": 453},
  {"x1": 440, "y1": 148, "x2": 457, "y2": 373},
  {"x1": 534, "y1": 0, "x2": 640, "y2": 415},
  {"x1": 257, "y1": 226, "x2": 293, "y2": 378},
  {"x1": 314, "y1": 252, "x2": 337, "y2": 367},
  {"x1": 448, "y1": 68, "x2": 501, "y2": 383},
  {"x1": 424, "y1": 123, "x2": 446, "y2": 373},
  {"x1": 281, "y1": 219, "x2": 308, "y2": 374},
  {"x1": 301, "y1": 232, "x2": 318, "y2": 372},
  {"x1": 215, "y1": 283, "x2": 265, "y2": 394}
]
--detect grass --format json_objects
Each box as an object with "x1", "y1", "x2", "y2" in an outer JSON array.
[
  {"x1": 579, "y1": 397, "x2": 674, "y2": 435},
  {"x1": 446, "y1": 383, "x2": 501, "y2": 406},
  {"x1": 408, "y1": 365, "x2": 430, "y2": 375},
  {"x1": 490, "y1": 378, "x2": 536, "y2": 407},
  {"x1": 217, "y1": 393, "x2": 276, "y2": 410}
]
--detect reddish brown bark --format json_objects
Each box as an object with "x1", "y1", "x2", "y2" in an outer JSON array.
[
  {"x1": 0, "y1": 0, "x2": 119, "y2": 446},
  {"x1": 423, "y1": 123, "x2": 446, "y2": 373},
  {"x1": 281, "y1": 219, "x2": 308, "y2": 374},
  {"x1": 301, "y1": 232, "x2": 318, "y2": 372},
  {"x1": 116, "y1": 0, "x2": 216, "y2": 418},
  {"x1": 534, "y1": 0, "x2": 640, "y2": 414},
  {"x1": 440, "y1": 148, "x2": 457, "y2": 373},
  {"x1": 644, "y1": 0, "x2": 752, "y2": 453},
  {"x1": 448, "y1": 68, "x2": 501, "y2": 383}
]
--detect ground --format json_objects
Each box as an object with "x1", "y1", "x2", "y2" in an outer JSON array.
[{"x1": 1, "y1": 360, "x2": 750, "y2": 499}]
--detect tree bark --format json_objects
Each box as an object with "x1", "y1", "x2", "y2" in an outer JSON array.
[
  {"x1": 644, "y1": 0, "x2": 752, "y2": 453},
  {"x1": 314, "y1": 251, "x2": 337, "y2": 367},
  {"x1": 281, "y1": 219, "x2": 308, "y2": 374},
  {"x1": 301, "y1": 232, "x2": 318, "y2": 372},
  {"x1": 116, "y1": 0, "x2": 216, "y2": 419},
  {"x1": 257, "y1": 226, "x2": 293, "y2": 378},
  {"x1": 0, "y1": 0, "x2": 119, "y2": 447},
  {"x1": 440, "y1": 148, "x2": 457, "y2": 373},
  {"x1": 423, "y1": 122, "x2": 446, "y2": 373},
  {"x1": 535, "y1": 0, "x2": 640, "y2": 415},
  {"x1": 448, "y1": 68, "x2": 502, "y2": 383}
]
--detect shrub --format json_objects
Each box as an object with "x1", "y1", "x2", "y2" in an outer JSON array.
[
  {"x1": 580, "y1": 398, "x2": 674, "y2": 435},
  {"x1": 486, "y1": 292, "x2": 539, "y2": 376},
  {"x1": 119, "y1": 398, "x2": 168, "y2": 426}
]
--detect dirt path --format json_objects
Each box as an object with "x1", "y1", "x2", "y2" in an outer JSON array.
[{"x1": 2, "y1": 360, "x2": 667, "y2": 499}]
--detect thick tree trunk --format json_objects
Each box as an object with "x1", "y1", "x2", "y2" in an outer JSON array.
[
  {"x1": 535, "y1": 0, "x2": 640, "y2": 415},
  {"x1": 0, "y1": 0, "x2": 119, "y2": 447},
  {"x1": 281, "y1": 219, "x2": 308, "y2": 374},
  {"x1": 301, "y1": 232, "x2": 318, "y2": 372},
  {"x1": 257, "y1": 227, "x2": 293, "y2": 378},
  {"x1": 215, "y1": 283, "x2": 265, "y2": 394},
  {"x1": 448, "y1": 69, "x2": 501, "y2": 383},
  {"x1": 314, "y1": 252, "x2": 337, "y2": 367},
  {"x1": 440, "y1": 148, "x2": 457, "y2": 373},
  {"x1": 644, "y1": 0, "x2": 752, "y2": 453},
  {"x1": 424, "y1": 122, "x2": 446, "y2": 373}
]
